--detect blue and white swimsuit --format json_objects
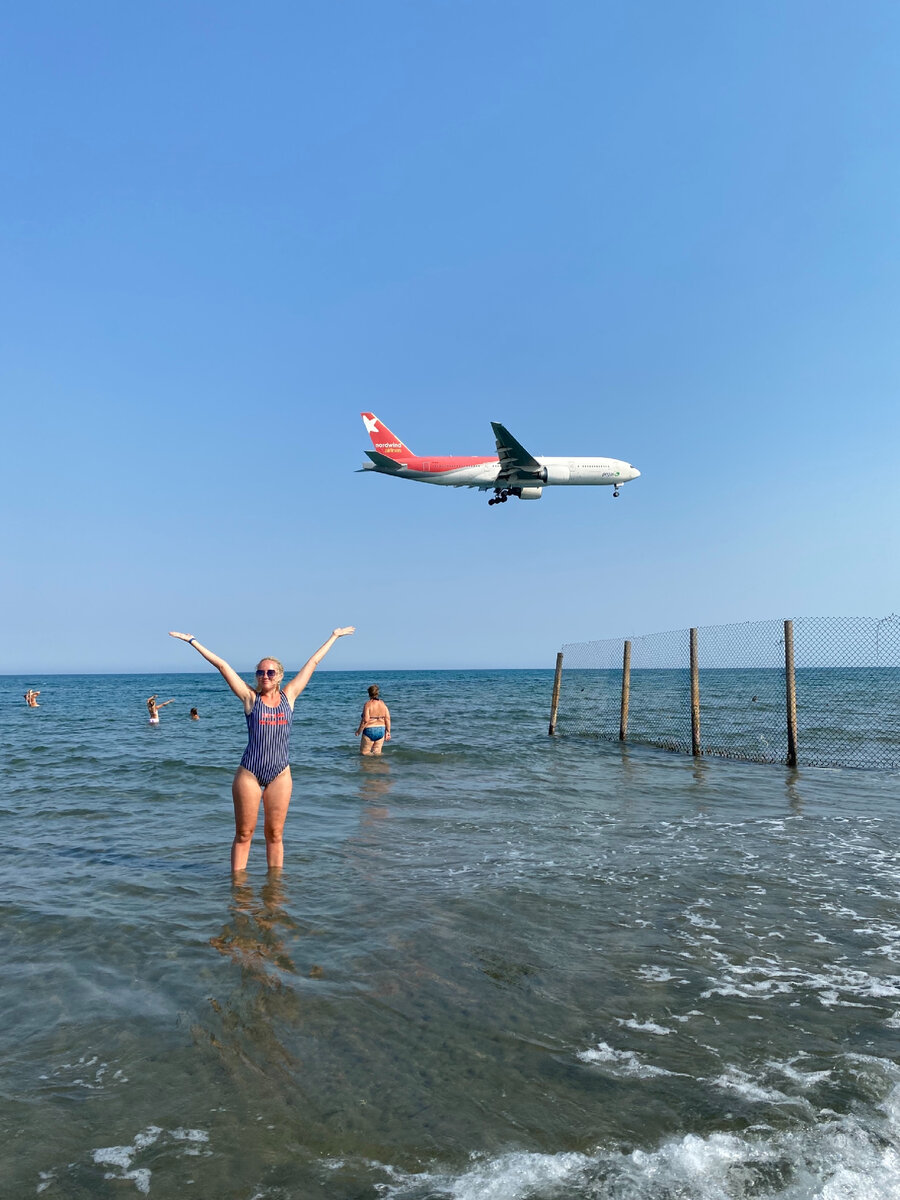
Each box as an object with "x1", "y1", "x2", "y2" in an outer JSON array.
[{"x1": 240, "y1": 692, "x2": 293, "y2": 786}]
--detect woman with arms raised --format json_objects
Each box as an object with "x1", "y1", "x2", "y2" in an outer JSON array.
[
  {"x1": 147, "y1": 694, "x2": 174, "y2": 724},
  {"x1": 169, "y1": 627, "x2": 354, "y2": 870}
]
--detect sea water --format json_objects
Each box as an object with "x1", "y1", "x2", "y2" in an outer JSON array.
[
  {"x1": 2, "y1": 670, "x2": 899, "y2": 1199},
  {"x1": 557, "y1": 667, "x2": 900, "y2": 768}
]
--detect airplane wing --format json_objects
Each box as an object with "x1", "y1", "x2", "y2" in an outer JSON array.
[{"x1": 491, "y1": 422, "x2": 542, "y2": 479}]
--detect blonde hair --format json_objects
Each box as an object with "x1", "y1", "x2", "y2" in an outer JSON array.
[{"x1": 255, "y1": 657, "x2": 285, "y2": 693}]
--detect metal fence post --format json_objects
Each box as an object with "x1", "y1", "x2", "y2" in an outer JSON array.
[
  {"x1": 690, "y1": 627, "x2": 701, "y2": 756},
  {"x1": 619, "y1": 639, "x2": 631, "y2": 741},
  {"x1": 784, "y1": 619, "x2": 798, "y2": 767},
  {"x1": 549, "y1": 652, "x2": 564, "y2": 735}
]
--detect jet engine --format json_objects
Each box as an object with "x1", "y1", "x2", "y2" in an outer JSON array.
[
  {"x1": 540, "y1": 465, "x2": 570, "y2": 484},
  {"x1": 517, "y1": 487, "x2": 543, "y2": 500}
]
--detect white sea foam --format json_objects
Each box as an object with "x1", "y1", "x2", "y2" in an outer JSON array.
[
  {"x1": 169, "y1": 1128, "x2": 209, "y2": 1142},
  {"x1": 772, "y1": 1056, "x2": 835, "y2": 1094},
  {"x1": 695, "y1": 953, "x2": 900, "y2": 1010},
  {"x1": 38, "y1": 1052, "x2": 128, "y2": 1090},
  {"x1": 616, "y1": 1017, "x2": 673, "y2": 1035},
  {"x1": 577, "y1": 1041, "x2": 675, "y2": 1078},
  {"x1": 92, "y1": 1146, "x2": 137, "y2": 1169},
  {"x1": 375, "y1": 1149, "x2": 594, "y2": 1199},
  {"x1": 370, "y1": 1087, "x2": 900, "y2": 1198},
  {"x1": 636, "y1": 965, "x2": 679, "y2": 983},
  {"x1": 709, "y1": 1066, "x2": 794, "y2": 1106},
  {"x1": 686, "y1": 910, "x2": 721, "y2": 930},
  {"x1": 82, "y1": 1125, "x2": 209, "y2": 1194}
]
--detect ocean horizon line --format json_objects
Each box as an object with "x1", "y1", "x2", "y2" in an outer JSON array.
[{"x1": 1, "y1": 665, "x2": 556, "y2": 678}]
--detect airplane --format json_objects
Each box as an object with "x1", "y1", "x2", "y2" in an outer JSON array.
[{"x1": 358, "y1": 413, "x2": 641, "y2": 505}]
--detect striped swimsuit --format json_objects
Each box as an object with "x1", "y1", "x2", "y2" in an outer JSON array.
[{"x1": 240, "y1": 692, "x2": 293, "y2": 786}]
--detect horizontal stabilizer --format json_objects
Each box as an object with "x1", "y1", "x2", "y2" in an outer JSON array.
[{"x1": 365, "y1": 449, "x2": 407, "y2": 474}]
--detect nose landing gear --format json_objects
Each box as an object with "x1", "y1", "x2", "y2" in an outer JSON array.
[{"x1": 613, "y1": 488, "x2": 620, "y2": 498}]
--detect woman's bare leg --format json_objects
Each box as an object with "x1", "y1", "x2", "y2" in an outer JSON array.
[
  {"x1": 232, "y1": 767, "x2": 262, "y2": 871},
  {"x1": 262, "y1": 769, "x2": 292, "y2": 869},
  {"x1": 360, "y1": 733, "x2": 373, "y2": 756},
  {"x1": 370, "y1": 734, "x2": 385, "y2": 756}
]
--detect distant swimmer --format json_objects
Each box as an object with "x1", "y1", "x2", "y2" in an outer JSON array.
[
  {"x1": 190, "y1": 708, "x2": 200, "y2": 720},
  {"x1": 24, "y1": 689, "x2": 40, "y2": 707},
  {"x1": 355, "y1": 684, "x2": 391, "y2": 756},
  {"x1": 147, "y1": 695, "x2": 174, "y2": 724},
  {"x1": 169, "y1": 627, "x2": 355, "y2": 870}
]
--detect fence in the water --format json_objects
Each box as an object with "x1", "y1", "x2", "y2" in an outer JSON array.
[{"x1": 550, "y1": 615, "x2": 900, "y2": 770}]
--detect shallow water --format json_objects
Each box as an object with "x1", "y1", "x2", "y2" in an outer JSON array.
[
  {"x1": 557, "y1": 667, "x2": 900, "y2": 768},
  {"x1": 2, "y1": 671, "x2": 900, "y2": 1198}
]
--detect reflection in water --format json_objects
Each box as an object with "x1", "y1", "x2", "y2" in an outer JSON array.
[
  {"x1": 691, "y1": 754, "x2": 709, "y2": 794},
  {"x1": 785, "y1": 767, "x2": 804, "y2": 814},
  {"x1": 611, "y1": 744, "x2": 637, "y2": 816},
  {"x1": 209, "y1": 873, "x2": 298, "y2": 978},
  {"x1": 197, "y1": 874, "x2": 314, "y2": 1084},
  {"x1": 358, "y1": 758, "x2": 392, "y2": 823},
  {"x1": 615, "y1": 742, "x2": 635, "y2": 783}
]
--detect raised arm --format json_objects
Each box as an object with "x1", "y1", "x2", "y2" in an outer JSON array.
[
  {"x1": 284, "y1": 627, "x2": 355, "y2": 703},
  {"x1": 168, "y1": 632, "x2": 255, "y2": 705},
  {"x1": 157, "y1": 699, "x2": 175, "y2": 709}
]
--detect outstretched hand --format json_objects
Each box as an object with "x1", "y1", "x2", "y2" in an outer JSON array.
[
  {"x1": 333, "y1": 627, "x2": 355, "y2": 638},
  {"x1": 169, "y1": 631, "x2": 195, "y2": 642}
]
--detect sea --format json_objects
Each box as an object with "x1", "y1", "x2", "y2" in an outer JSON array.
[
  {"x1": 556, "y1": 667, "x2": 900, "y2": 769},
  {"x1": 2, "y1": 669, "x2": 899, "y2": 1200}
]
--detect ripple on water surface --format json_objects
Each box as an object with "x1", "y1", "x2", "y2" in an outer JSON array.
[{"x1": 2, "y1": 671, "x2": 899, "y2": 1197}]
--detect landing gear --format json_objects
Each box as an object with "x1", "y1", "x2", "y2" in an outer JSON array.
[
  {"x1": 612, "y1": 488, "x2": 620, "y2": 498},
  {"x1": 488, "y1": 488, "x2": 510, "y2": 506}
]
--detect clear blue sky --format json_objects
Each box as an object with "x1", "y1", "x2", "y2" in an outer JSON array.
[{"x1": 3, "y1": 1, "x2": 899, "y2": 673}]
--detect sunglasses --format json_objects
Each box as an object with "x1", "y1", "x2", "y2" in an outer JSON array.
[{"x1": 255, "y1": 669, "x2": 279, "y2": 679}]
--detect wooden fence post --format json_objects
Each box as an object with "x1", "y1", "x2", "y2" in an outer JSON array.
[
  {"x1": 690, "y1": 627, "x2": 701, "y2": 757},
  {"x1": 619, "y1": 640, "x2": 631, "y2": 741},
  {"x1": 548, "y1": 652, "x2": 564, "y2": 735},
  {"x1": 784, "y1": 619, "x2": 798, "y2": 767}
]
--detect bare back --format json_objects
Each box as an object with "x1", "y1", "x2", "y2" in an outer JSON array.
[{"x1": 361, "y1": 699, "x2": 389, "y2": 726}]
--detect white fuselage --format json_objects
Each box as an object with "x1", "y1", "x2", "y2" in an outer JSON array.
[{"x1": 371, "y1": 456, "x2": 641, "y2": 489}]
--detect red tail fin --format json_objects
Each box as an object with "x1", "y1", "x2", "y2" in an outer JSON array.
[{"x1": 361, "y1": 413, "x2": 416, "y2": 462}]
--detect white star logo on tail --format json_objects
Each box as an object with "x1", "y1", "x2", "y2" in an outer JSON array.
[{"x1": 362, "y1": 414, "x2": 379, "y2": 433}]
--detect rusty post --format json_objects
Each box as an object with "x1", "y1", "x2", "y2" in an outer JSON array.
[
  {"x1": 619, "y1": 639, "x2": 631, "y2": 741},
  {"x1": 690, "y1": 627, "x2": 701, "y2": 757},
  {"x1": 548, "y1": 652, "x2": 564, "y2": 735},
  {"x1": 784, "y1": 619, "x2": 798, "y2": 767}
]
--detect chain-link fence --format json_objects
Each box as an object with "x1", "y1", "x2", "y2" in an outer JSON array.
[{"x1": 554, "y1": 615, "x2": 900, "y2": 770}]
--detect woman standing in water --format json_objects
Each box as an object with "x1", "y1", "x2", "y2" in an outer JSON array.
[
  {"x1": 355, "y1": 684, "x2": 391, "y2": 755},
  {"x1": 169, "y1": 627, "x2": 354, "y2": 870},
  {"x1": 147, "y1": 695, "x2": 174, "y2": 724}
]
